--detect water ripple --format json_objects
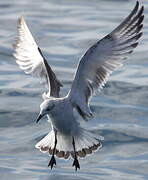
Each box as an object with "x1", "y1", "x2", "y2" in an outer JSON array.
[{"x1": 0, "y1": 0, "x2": 148, "y2": 179}]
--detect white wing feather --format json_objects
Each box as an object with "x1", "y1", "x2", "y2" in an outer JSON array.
[
  {"x1": 13, "y1": 16, "x2": 62, "y2": 98},
  {"x1": 13, "y1": 16, "x2": 43, "y2": 75},
  {"x1": 68, "y1": 1, "x2": 144, "y2": 119}
]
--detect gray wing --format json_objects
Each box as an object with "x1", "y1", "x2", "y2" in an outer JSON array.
[
  {"x1": 68, "y1": 1, "x2": 144, "y2": 119},
  {"x1": 13, "y1": 16, "x2": 62, "y2": 98}
]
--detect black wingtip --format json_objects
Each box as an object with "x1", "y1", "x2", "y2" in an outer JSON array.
[
  {"x1": 136, "y1": 1, "x2": 139, "y2": 7},
  {"x1": 138, "y1": 6, "x2": 144, "y2": 17},
  {"x1": 135, "y1": 32, "x2": 143, "y2": 41},
  {"x1": 136, "y1": 1, "x2": 139, "y2": 9},
  {"x1": 129, "y1": 50, "x2": 133, "y2": 54},
  {"x1": 142, "y1": 6, "x2": 144, "y2": 12},
  {"x1": 139, "y1": 24, "x2": 143, "y2": 32},
  {"x1": 132, "y1": 42, "x2": 138, "y2": 48},
  {"x1": 141, "y1": 6, "x2": 144, "y2": 13},
  {"x1": 138, "y1": 15, "x2": 144, "y2": 26},
  {"x1": 132, "y1": 1, "x2": 139, "y2": 16}
]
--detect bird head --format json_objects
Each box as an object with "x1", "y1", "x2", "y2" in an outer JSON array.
[{"x1": 36, "y1": 99, "x2": 55, "y2": 123}]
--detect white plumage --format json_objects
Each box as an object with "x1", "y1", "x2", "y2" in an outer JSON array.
[{"x1": 13, "y1": 1, "x2": 144, "y2": 170}]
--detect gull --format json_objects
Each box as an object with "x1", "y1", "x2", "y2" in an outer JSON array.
[{"x1": 13, "y1": 1, "x2": 144, "y2": 171}]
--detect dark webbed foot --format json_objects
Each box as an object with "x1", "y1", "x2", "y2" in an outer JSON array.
[
  {"x1": 48, "y1": 155, "x2": 56, "y2": 169},
  {"x1": 72, "y1": 157, "x2": 80, "y2": 171},
  {"x1": 72, "y1": 137, "x2": 80, "y2": 171},
  {"x1": 48, "y1": 130, "x2": 57, "y2": 170}
]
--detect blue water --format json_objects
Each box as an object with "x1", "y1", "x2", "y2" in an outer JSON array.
[{"x1": 0, "y1": 0, "x2": 148, "y2": 179}]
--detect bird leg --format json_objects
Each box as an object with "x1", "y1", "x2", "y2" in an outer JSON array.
[
  {"x1": 48, "y1": 130, "x2": 57, "y2": 169},
  {"x1": 72, "y1": 137, "x2": 80, "y2": 171}
]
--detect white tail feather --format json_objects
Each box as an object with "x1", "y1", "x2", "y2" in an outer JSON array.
[{"x1": 35, "y1": 128, "x2": 103, "y2": 159}]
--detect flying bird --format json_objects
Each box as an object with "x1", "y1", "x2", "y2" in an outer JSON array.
[{"x1": 13, "y1": 1, "x2": 144, "y2": 171}]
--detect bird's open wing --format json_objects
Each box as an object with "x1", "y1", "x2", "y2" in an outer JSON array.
[
  {"x1": 68, "y1": 1, "x2": 144, "y2": 119},
  {"x1": 13, "y1": 16, "x2": 62, "y2": 98}
]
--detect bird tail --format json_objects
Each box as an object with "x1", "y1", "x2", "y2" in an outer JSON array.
[{"x1": 35, "y1": 128, "x2": 103, "y2": 159}]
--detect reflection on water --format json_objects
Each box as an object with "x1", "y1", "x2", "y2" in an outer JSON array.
[{"x1": 0, "y1": 0, "x2": 148, "y2": 180}]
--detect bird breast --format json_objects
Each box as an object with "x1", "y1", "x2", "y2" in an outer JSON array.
[{"x1": 48, "y1": 98, "x2": 79, "y2": 135}]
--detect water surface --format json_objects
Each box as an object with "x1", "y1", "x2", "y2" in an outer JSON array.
[{"x1": 0, "y1": 0, "x2": 148, "y2": 180}]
